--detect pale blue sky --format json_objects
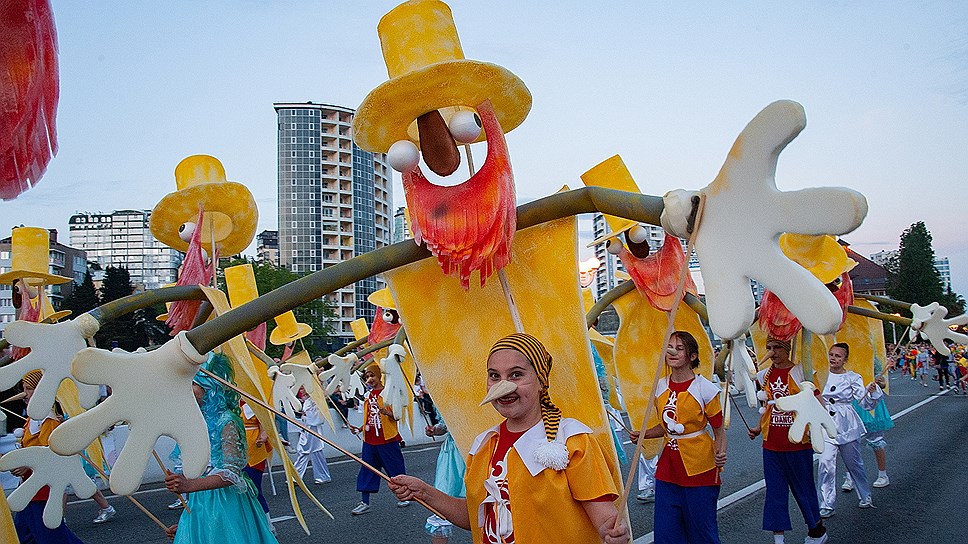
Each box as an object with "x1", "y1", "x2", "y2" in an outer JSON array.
[{"x1": 4, "y1": 1, "x2": 966, "y2": 294}]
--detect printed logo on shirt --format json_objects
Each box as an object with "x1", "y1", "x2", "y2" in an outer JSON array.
[{"x1": 769, "y1": 376, "x2": 794, "y2": 428}]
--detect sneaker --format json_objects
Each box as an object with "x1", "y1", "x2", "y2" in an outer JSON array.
[
  {"x1": 841, "y1": 475, "x2": 854, "y2": 492},
  {"x1": 351, "y1": 502, "x2": 371, "y2": 515},
  {"x1": 92, "y1": 505, "x2": 116, "y2": 524},
  {"x1": 167, "y1": 499, "x2": 185, "y2": 510},
  {"x1": 636, "y1": 489, "x2": 655, "y2": 503},
  {"x1": 858, "y1": 496, "x2": 874, "y2": 508},
  {"x1": 872, "y1": 475, "x2": 890, "y2": 488},
  {"x1": 804, "y1": 534, "x2": 829, "y2": 544},
  {"x1": 396, "y1": 500, "x2": 411, "y2": 508},
  {"x1": 314, "y1": 478, "x2": 331, "y2": 484},
  {"x1": 819, "y1": 507, "x2": 835, "y2": 518}
]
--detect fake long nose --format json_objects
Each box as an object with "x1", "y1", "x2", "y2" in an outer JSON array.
[
  {"x1": 417, "y1": 110, "x2": 460, "y2": 176},
  {"x1": 480, "y1": 380, "x2": 518, "y2": 406}
]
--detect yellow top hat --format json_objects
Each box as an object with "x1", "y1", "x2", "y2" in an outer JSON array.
[
  {"x1": 581, "y1": 155, "x2": 643, "y2": 246},
  {"x1": 779, "y1": 234, "x2": 857, "y2": 285},
  {"x1": 367, "y1": 287, "x2": 397, "y2": 310},
  {"x1": 352, "y1": 0, "x2": 532, "y2": 153},
  {"x1": 150, "y1": 155, "x2": 258, "y2": 256},
  {"x1": 615, "y1": 270, "x2": 631, "y2": 282},
  {"x1": 269, "y1": 310, "x2": 312, "y2": 346},
  {"x1": 351, "y1": 318, "x2": 370, "y2": 342},
  {"x1": 224, "y1": 264, "x2": 260, "y2": 309},
  {"x1": 0, "y1": 227, "x2": 71, "y2": 285}
]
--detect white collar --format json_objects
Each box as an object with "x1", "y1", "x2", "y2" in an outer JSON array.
[{"x1": 468, "y1": 417, "x2": 593, "y2": 477}]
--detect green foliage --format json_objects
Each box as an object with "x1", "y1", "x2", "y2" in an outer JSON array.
[
  {"x1": 218, "y1": 257, "x2": 338, "y2": 358},
  {"x1": 887, "y1": 221, "x2": 963, "y2": 317},
  {"x1": 59, "y1": 271, "x2": 99, "y2": 315}
]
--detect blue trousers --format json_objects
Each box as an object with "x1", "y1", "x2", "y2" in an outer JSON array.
[
  {"x1": 356, "y1": 441, "x2": 407, "y2": 494},
  {"x1": 243, "y1": 465, "x2": 269, "y2": 513},
  {"x1": 654, "y1": 480, "x2": 721, "y2": 543},
  {"x1": 15, "y1": 501, "x2": 85, "y2": 544},
  {"x1": 762, "y1": 448, "x2": 821, "y2": 532}
]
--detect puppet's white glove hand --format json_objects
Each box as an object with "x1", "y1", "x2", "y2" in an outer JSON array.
[
  {"x1": 772, "y1": 381, "x2": 836, "y2": 453},
  {"x1": 910, "y1": 303, "x2": 968, "y2": 356},
  {"x1": 48, "y1": 333, "x2": 210, "y2": 495},
  {"x1": 729, "y1": 336, "x2": 759, "y2": 408},
  {"x1": 0, "y1": 316, "x2": 101, "y2": 419},
  {"x1": 268, "y1": 367, "x2": 302, "y2": 420},
  {"x1": 661, "y1": 101, "x2": 867, "y2": 341},
  {"x1": 0, "y1": 446, "x2": 97, "y2": 529},
  {"x1": 380, "y1": 344, "x2": 410, "y2": 425},
  {"x1": 320, "y1": 353, "x2": 364, "y2": 398}
]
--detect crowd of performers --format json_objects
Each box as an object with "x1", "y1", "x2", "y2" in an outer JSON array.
[{"x1": 4, "y1": 332, "x2": 960, "y2": 544}]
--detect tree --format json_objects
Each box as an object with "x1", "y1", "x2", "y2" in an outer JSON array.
[
  {"x1": 887, "y1": 221, "x2": 962, "y2": 316},
  {"x1": 218, "y1": 258, "x2": 338, "y2": 358},
  {"x1": 60, "y1": 271, "x2": 99, "y2": 316},
  {"x1": 94, "y1": 266, "x2": 138, "y2": 350}
]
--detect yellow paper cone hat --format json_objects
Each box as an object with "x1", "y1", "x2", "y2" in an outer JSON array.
[
  {"x1": 0, "y1": 227, "x2": 71, "y2": 285},
  {"x1": 367, "y1": 287, "x2": 397, "y2": 310},
  {"x1": 224, "y1": 264, "x2": 260, "y2": 309},
  {"x1": 150, "y1": 155, "x2": 258, "y2": 256},
  {"x1": 779, "y1": 234, "x2": 857, "y2": 285},
  {"x1": 269, "y1": 310, "x2": 312, "y2": 346},
  {"x1": 582, "y1": 287, "x2": 595, "y2": 315},
  {"x1": 353, "y1": 0, "x2": 532, "y2": 152},
  {"x1": 581, "y1": 155, "x2": 643, "y2": 246},
  {"x1": 283, "y1": 349, "x2": 312, "y2": 366},
  {"x1": 40, "y1": 293, "x2": 70, "y2": 322}
]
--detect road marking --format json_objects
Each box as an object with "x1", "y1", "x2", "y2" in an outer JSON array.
[{"x1": 632, "y1": 389, "x2": 948, "y2": 544}]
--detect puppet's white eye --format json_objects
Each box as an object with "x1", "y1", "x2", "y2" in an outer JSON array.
[
  {"x1": 627, "y1": 225, "x2": 648, "y2": 244},
  {"x1": 448, "y1": 110, "x2": 482, "y2": 143},
  {"x1": 388, "y1": 140, "x2": 420, "y2": 172},
  {"x1": 200, "y1": 248, "x2": 210, "y2": 264},
  {"x1": 382, "y1": 310, "x2": 394, "y2": 323},
  {"x1": 178, "y1": 222, "x2": 196, "y2": 242},
  {"x1": 606, "y1": 238, "x2": 624, "y2": 255}
]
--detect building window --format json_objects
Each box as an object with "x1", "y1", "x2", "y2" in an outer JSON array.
[
  {"x1": 292, "y1": 193, "x2": 297, "y2": 200},
  {"x1": 291, "y1": 123, "x2": 296, "y2": 129},
  {"x1": 291, "y1": 165, "x2": 297, "y2": 172},
  {"x1": 291, "y1": 137, "x2": 296, "y2": 144},
  {"x1": 291, "y1": 221, "x2": 297, "y2": 228},
  {"x1": 292, "y1": 207, "x2": 297, "y2": 214}
]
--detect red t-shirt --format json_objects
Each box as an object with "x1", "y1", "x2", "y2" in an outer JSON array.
[
  {"x1": 762, "y1": 366, "x2": 814, "y2": 452},
  {"x1": 655, "y1": 378, "x2": 723, "y2": 487},
  {"x1": 363, "y1": 388, "x2": 401, "y2": 445}
]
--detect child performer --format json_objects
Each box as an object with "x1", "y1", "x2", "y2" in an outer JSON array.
[
  {"x1": 241, "y1": 401, "x2": 274, "y2": 530},
  {"x1": 634, "y1": 331, "x2": 727, "y2": 543},
  {"x1": 816, "y1": 343, "x2": 881, "y2": 518},
  {"x1": 164, "y1": 355, "x2": 278, "y2": 544},
  {"x1": 349, "y1": 362, "x2": 409, "y2": 514},
  {"x1": 748, "y1": 337, "x2": 828, "y2": 544},
  {"x1": 388, "y1": 333, "x2": 630, "y2": 544},
  {"x1": 10, "y1": 370, "x2": 86, "y2": 544},
  {"x1": 293, "y1": 390, "x2": 331, "y2": 484},
  {"x1": 423, "y1": 416, "x2": 466, "y2": 544},
  {"x1": 844, "y1": 374, "x2": 893, "y2": 492}
]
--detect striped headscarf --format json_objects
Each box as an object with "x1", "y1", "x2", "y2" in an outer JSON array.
[
  {"x1": 766, "y1": 336, "x2": 792, "y2": 352},
  {"x1": 21, "y1": 370, "x2": 42, "y2": 390},
  {"x1": 489, "y1": 333, "x2": 562, "y2": 443}
]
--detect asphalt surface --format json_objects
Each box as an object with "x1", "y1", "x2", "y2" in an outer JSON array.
[{"x1": 58, "y1": 371, "x2": 967, "y2": 543}]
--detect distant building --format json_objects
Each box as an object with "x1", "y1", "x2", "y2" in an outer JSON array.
[
  {"x1": 392, "y1": 207, "x2": 411, "y2": 244},
  {"x1": 869, "y1": 249, "x2": 897, "y2": 268},
  {"x1": 274, "y1": 102, "x2": 393, "y2": 346},
  {"x1": 0, "y1": 229, "x2": 87, "y2": 330},
  {"x1": 256, "y1": 230, "x2": 279, "y2": 265},
  {"x1": 842, "y1": 241, "x2": 889, "y2": 296},
  {"x1": 935, "y1": 256, "x2": 951, "y2": 291},
  {"x1": 68, "y1": 210, "x2": 182, "y2": 291}
]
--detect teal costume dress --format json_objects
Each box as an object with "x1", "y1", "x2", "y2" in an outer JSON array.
[{"x1": 174, "y1": 354, "x2": 278, "y2": 544}]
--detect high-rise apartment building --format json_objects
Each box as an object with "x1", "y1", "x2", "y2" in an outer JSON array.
[
  {"x1": 0, "y1": 229, "x2": 87, "y2": 330},
  {"x1": 274, "y1": 102, "x2": 393, "y2": 344},
  {"x1": 256, "y1": 230, "x2": 279, "y2": 265},
  {"x1": 392, "y1": 207, "x2": 411, "y2": 244},
  {"x1": 68, "y1": 210, "x2": 182, "y2": 291},
  {"x1": 870, "y1": 249, "x2": 952, "y2": 291},
  {"x1": 591, "y1": 213, "x2": 667, "y2": 300}
]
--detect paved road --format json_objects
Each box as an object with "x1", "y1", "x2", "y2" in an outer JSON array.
[{"x1": 61, "y1": 371, "x2": 966, "y2": 543}]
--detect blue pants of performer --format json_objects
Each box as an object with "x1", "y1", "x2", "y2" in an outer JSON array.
[
  {"x1": 357, "y1": 441, "x2": 407, "y2": 498},
  {"x1": 15, "y1": 501, "x2": 85, "y2": 544},
  {"x1": 243, "y1": 466, "x2": 269, "y2": 513},
  {"x1": 654, "y1": 480, "x2": 721, "y2": 543},
  {"x1": 762, "y1": 448, "x2": 821, "y2": 532}
]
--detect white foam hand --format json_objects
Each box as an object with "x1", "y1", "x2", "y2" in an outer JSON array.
[
  {"x1": 914, "y1": 304, "x2": 968, "y2": 356},
  {"x1": 48, "y1": 333, "x2": 209, "y2": 495},
  {"x1": 0, "y1": 446, "x2": 97, "y2": 529},
  {"x1": 909, "y1": 302, "x2": 940, "y2": 338},
  {"x1": 281, "y1": 359, "x2": 320, "y2": 397},
  {"x1": 772, "y1": 381, "x2": 836, "y2": 453},
  {"x1": 379, "y1": 344, "x2": 410, "y2": 426},
  {"x1": 661, "y1": 101, "x2": 868, "y2": 341},
  {"x1": 320, "y1": 353, "x2": 364, "y2": 398},
  {"x1": 729, "y1": 337, "x2": 759, "y2": 408},
  {"x1": 268, "y1": 367, "x2": 302, "y2": 420},
  {"x1": 0, "y1": 315, "x2": 101, "y2": 420}
]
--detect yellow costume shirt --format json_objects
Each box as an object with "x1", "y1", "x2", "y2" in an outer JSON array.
[
  {"x1": 465, "y1": 418, "x2": 617, "y2": 544},
  {"x1": 653, "y1": 375, "x2": 722, "y2": 478}
]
